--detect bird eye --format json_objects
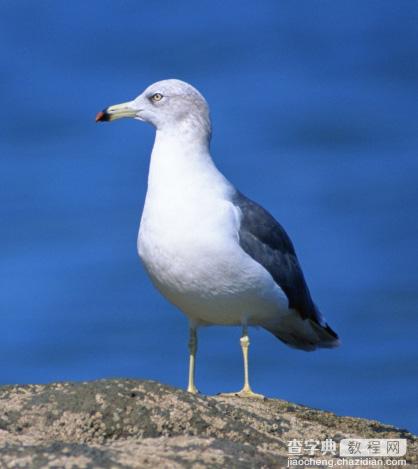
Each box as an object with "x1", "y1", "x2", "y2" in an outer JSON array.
[{"x1": 151, "y1": 93, "x2": 163, "y2": 102}]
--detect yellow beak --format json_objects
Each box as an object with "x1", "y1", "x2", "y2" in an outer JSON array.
[{"x1": 96, "y1": 101, "x2": 137, "y2": 122}]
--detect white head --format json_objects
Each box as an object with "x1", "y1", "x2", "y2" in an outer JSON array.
[{"x1": 96, "y1": 79, "x2": 211, "y2": 141}]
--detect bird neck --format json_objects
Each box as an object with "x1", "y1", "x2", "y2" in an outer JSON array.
[{"x1": 147, "y1": 128, "x2": 223, "y2": 195}]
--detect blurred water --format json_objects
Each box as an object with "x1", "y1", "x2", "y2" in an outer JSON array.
[{"x1": 1, "y1": 1, "x2": 417, "y2": 433}]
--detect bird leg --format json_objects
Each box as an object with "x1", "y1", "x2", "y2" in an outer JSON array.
[
  {"x1": 218, "y1": 325, "x2": 265, "y2": 399},
  {"x1": 187, "y1": 325, "x2": 199, "y2": 394}
]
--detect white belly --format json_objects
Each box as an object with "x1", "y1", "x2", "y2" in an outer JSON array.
[{"x1": 137, "y1": 191, "x2": 288, "y2": 326}]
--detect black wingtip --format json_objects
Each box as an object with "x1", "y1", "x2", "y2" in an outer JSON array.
[{"x1": 324, "y1": 322, "x2": 339, "y2": 340}]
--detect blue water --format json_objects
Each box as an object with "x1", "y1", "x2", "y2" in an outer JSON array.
[{"x1": 1, "y1": 2, "x2": 417, "y2": 433}]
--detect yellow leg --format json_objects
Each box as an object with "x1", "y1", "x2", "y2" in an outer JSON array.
[
  {"x1": 218, "y1": 326, "x2": 265, "y2": 399},
  {"x1": 187, "y1": 326, "x2": 199, "y2": 394}
]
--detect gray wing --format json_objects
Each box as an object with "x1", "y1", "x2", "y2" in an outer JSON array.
[
  {"x1": 232, "y1": 192, "x2": 339, "y2": 351},
  {"x1": 232, "y1": 191, "x2": 339, "y2": 348}
]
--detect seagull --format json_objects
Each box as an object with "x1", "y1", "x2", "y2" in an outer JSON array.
[{"x1": 96, "y1": 79, "x2": 339, "y2": 398}]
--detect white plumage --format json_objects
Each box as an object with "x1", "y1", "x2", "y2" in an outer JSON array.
[{"x1": 138, "y1": 126, "x2": 288, "y2": 327}]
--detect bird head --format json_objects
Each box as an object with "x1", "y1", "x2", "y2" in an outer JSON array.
[{"x1": 96, "y1": 79, "x2": 211, "y2": 137}]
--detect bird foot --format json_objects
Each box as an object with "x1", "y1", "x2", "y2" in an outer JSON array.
[
  {"x1": 187, "y1": 386, "x2": 200, "y2": 395},
  {"x1": 217, "y1": 388, "x2": 265, "y2": 399}
]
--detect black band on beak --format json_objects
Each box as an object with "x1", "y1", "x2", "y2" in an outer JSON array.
[{"x1": 95, "y1": 109, "x2": 110, "y2": 122}]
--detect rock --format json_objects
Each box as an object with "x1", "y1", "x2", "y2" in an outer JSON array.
[{"x1": 0, "y1": 379, "x2": 416, "y2": 468}]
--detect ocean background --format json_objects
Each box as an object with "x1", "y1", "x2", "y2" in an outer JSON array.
[{"x1": 1, "y1": 1, "x2": 417, "y2": 433}]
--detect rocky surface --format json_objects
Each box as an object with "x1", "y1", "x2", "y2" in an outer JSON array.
[{"x1": 0, "y1": 379, "x2": 416, "y2": 468}]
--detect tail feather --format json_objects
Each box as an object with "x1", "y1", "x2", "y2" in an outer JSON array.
[{"x1": 263, "y1": 315, "x2": 340, "y2": 352}]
